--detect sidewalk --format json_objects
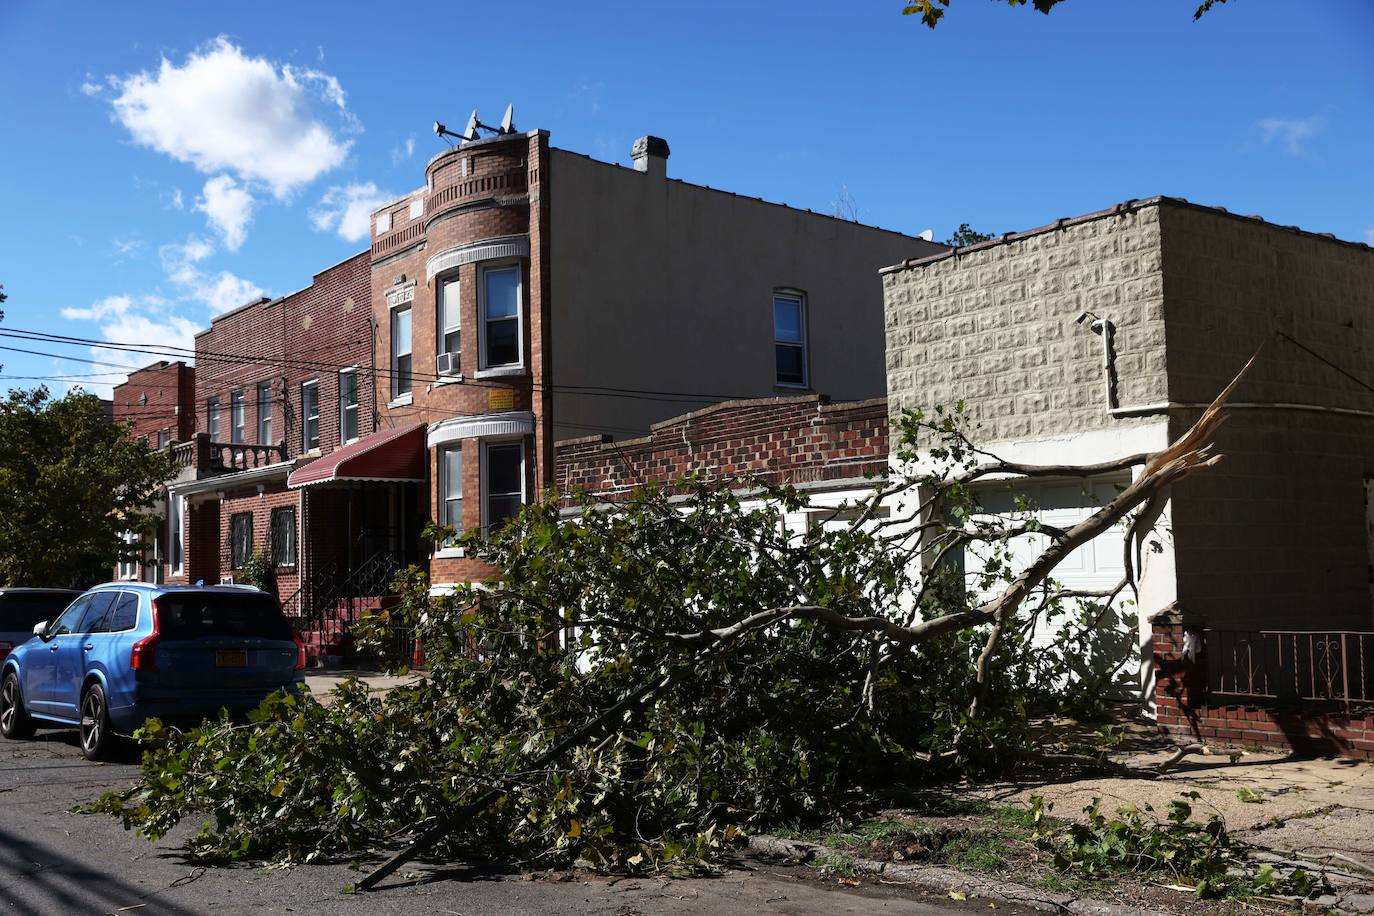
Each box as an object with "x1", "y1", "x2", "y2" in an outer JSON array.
[
  {"x1": 304, "y1": 668, "x2": 424, "y2": 704},
  {"x1": 966, "y1": 738, "x2": 1374, "y2": 872}
]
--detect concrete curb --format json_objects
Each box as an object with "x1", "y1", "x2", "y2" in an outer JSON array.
[{"x1": 747, "y1": 834, "x2": 1167, "y2": 916}]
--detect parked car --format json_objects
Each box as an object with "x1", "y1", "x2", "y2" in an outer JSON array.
[
  {"x1": 0, "y1": 583, "x2": 306, "y2": 760},
  {"x1": 0, "y1": 588, "x2": 82, "y2": 661}
]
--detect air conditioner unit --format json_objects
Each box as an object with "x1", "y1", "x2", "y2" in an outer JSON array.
[{"x1": 436, "y1": 352, "x2": 461, "y2": 376}]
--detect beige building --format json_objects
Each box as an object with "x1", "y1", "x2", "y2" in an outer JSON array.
[{"x1": 881, "y1": 197, "x2": 1374, "y2": 694}]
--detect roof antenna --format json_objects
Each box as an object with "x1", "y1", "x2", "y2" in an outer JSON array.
[{"x1": 499, "y1": 103, "x2": 515, "y2": 134}]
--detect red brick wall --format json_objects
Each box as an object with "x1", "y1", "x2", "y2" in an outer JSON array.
[
  {"x1": 555, "y1": 395, "x2": 889, "y2": 499},
  {"x1": 193, "y1": 251, "x2": 372, "y2": 458},
  {"x1": 217, "y1": 483, "x2": 302, "y2": 602},
  {"x1": 1152, "y1": 610, "x2": 1374, "y2": 760},
  {"x1": 112, "y1": 361, "x2": 195, "y2": 445}
]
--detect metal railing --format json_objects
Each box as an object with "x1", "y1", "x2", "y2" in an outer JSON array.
[{"x1": 1206, "y1": 629, "x2": 1374, "y2": 707}]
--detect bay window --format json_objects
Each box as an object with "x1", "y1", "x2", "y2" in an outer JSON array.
[{"x1": 483, "y1": 441, "x2": 524, "y2": 531}]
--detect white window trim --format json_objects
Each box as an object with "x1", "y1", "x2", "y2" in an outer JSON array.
[
  {"x1": 773, "y1": 289, "x2": 809, "y2": 390},
  {"x1": 435, "y1": 443, "x2": 465, "y2": 558},
  {"x1": 169, "y1": 494, "x2": 185, "y2": 576},
  {"x1": 391, "y1": 304, "x2": 414, "y2": 400},
  {"x1": 339, "y1": 367, "x2": 360, "y2": 445},
  {"x1": 301, "y1": 379, "x2": 321, "y2": 453},
  {"x1": 477, "y1": 260, "x2": 525, "y2": 373},
  {"x1": 117, "y1": 531, "x2": 139, "y2": 580},
  {"x1": 480, "y1": 438, "x2": 527, "y2": 532},
  {"x1": 257, "y1": 381, "x2": 274, "y2": 444},
  {"x1": 207, "y1": 397, "x2": 221, "y2": 441},
  {"x1": 230, "y1": 390, "x2": 246, "y2": 444}
]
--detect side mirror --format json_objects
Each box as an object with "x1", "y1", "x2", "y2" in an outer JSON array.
[{"x1": 32, "y1": 621, "x2": 48, "y2": 639}]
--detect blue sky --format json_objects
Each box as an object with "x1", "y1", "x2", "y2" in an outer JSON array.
[{"x1": 0, "y1": 0, "x2": 1371, "y2": 397}]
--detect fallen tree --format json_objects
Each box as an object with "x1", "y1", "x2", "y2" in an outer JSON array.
[{"x1": 91, "y1": 362, "x2": 1249, "y2": 880}]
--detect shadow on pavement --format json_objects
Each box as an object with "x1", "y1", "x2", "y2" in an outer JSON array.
[{"x1": 0, "y1": 822, "x2": 200, "y2": 916}]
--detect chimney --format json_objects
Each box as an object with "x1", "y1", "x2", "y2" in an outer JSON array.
[{"x1": 631, "y1": 135, "x2": 670, "y2": 179}]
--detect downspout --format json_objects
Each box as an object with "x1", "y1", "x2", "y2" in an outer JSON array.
[{"x1": 1081, "y1": 314, "x2": 1374, "y2": 421}]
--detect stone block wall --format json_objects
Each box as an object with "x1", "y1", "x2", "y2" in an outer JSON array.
[{"x1": 881, "y1": 202, "x2": 1168, "y2": 444}]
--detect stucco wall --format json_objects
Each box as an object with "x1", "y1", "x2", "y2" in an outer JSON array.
[
  {"x1": 1158, "y1": 204, "x2": 1374, "y2": 631},
  {"x1": 547, "y1": 149, "x2": 940, "y2": 442},
  {"x1": 881, "y1": 204, "x2": 1168, "y2": 442}
]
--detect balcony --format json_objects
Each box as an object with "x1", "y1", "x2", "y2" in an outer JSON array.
[{"x1": 171, "y1": 432, "x2": 288, "y2": 478}]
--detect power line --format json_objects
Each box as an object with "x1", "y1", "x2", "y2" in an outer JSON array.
[{"x1": 0, "y1": 327, "x2": 762, "y2": 405}]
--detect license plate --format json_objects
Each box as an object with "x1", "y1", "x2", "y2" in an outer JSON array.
[{"x1": 215, "y1": 650, "x2": 248, "y2": 668}]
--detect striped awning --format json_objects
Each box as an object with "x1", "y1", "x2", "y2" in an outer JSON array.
[{"x1": 287, "y1": 423, "x2": 426, "y2": 489}]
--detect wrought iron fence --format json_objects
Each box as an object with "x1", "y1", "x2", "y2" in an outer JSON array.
[{"x1": 1206, "y1": 629, "x2": 1374, "y2": 707}]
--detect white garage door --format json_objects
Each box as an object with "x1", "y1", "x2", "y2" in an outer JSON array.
[{"x1": 965, "y1": 476, "x2": 1132, "y2": 659}]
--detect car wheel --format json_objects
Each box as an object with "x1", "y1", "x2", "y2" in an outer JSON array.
[
  {"x1": 79, "y1": 683, "x2": 115, "y2": 761},
  {"x1": 0, "y1": 671, "x2": 36, "y2": 740}
]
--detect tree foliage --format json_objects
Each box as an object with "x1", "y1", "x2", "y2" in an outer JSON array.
[
  {"x1": 945, "y1": 223, "x2": 996, "y2": 247},
  {"x1": 92, "y1": 391, "x2": 1238, "y2": 872},
  {"x1": 902, "y1": 0, "x2": 1229, "y2": 29},
  {"x1": 0, "y1": 387, "x2": 175, "y2": 587}
]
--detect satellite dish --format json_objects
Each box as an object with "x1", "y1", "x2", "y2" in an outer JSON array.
[
  {"x1": 499, "y1": 104, "x2": 514, "y2": 134},
  {"x1": 462, "y1": 110, "x2": 480, "y2": 142},
  {"x1": 918, "y1": 229, "x2": 934, "y2": 242},
  {"x1": 433, "y1": 120, "x2": 445, "y2": 137}
]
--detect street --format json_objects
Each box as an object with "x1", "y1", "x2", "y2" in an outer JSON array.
[{"x1": 0, "y1": 728, "x2": 1025, "y2": 915}]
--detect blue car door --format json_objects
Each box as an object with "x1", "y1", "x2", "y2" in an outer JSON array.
[
  {"x1": 25, "y1": 595, "x2": 92, "y2": 714},
  {"x1": 50, "y1": 592, "x2": 116, "y2": 720}
]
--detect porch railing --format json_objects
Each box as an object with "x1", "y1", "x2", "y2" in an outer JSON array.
[
  {"x1": 1206, "y1": 629, "x2": 1374, "y2": 708},
  {"x1": 211, "y1": 440, "x2": 286, "y2": 471}
]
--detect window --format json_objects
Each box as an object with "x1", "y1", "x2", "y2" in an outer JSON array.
[
  {"x1": 157, "y1": 429, "x2": 171, "y2": 449},
  {"x1": 169, "y1": 494, "x2": 184, "y2": 575},
  {"x1": 270, "y1": 507, "x2": 296, "y2": 568},
  {"x1": 230, "y1": 390, "x2": 245, "y2": 443},
  {"x1": 257, "y1": 381, "x2": 273, "y2": 444},
  {"x1": 481, "y1": 265, "x2": 521, "y2": 368},
  {"x1": 207, "y1": 397, "x2": 221, "y2": 440},
  {"x1": 47, "y1": 595, "x2": 91, "y2": 638},
  {"x1": 441, "y1": 446, "x2": 463, "y2": 536},
  {"x1": 230, "y1": 512, "x2": 253, "y2": 570},
  {"x1": 117, "y1": 531, "x2": 139, "y2": 580},
  {"x1": 107, "y1": 593, "x2": 139, "y2": 632},
  {"x1": 438, "y1": 276, "x2": 461, "y2": 371},
  {"x1": 78, "y1": 592, "x2": 118, "y2": 634},
  {"x1": 484, "y1": 441, "x2": 524, "y2": 532},
  {"x1": 301, "y1": 380, "x2": 320, "y2": 451},
  {"x1": 774, "y1": 291, "x2": 808, "y2": 387},
  {"x1": 391, "y1": 306, "x2": 413, "y2": 398},
  {"x1": 339, "y1": 369, "x2": 359, "y2": 443}
]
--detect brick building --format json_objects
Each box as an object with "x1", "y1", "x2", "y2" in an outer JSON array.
[
  {"x1": 365, "y1": 125, "x2": 940, "y2": 592},
  {"x1": 881, "y1": 196, "x2": 1374, "y2": 700},
  {"x1": 112, "y1": 360, "x2": 195, "y2": 448},
  {"x1": 154, "y1": 253, "x2": 384, "y2": 623}
]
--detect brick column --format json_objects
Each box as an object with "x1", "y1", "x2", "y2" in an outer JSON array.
[{"x1": 1150, "y1": 603, "x2": 1207, "y2": 739}]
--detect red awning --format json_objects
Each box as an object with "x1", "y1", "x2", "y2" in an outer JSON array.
[{"x1": 287, "y1": 423, "x2": 426, "y2": 489}]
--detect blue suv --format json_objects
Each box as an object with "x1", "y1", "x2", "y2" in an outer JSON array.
[{"x1": 0, "y1": 583, "x2": 306, "y2": 760}]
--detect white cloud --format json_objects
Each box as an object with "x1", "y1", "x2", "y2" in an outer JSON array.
[
  {"x1": 109, "y1": 237, "x2": 145, "y2": 263},
  {"x1": 62, "y1": 294, "x2": 134, "y2": 322},
  {"x1": 80, "y1": 76, "x2": 103, "y2": 97},
  {"x1": 391, "y1": 136, "x2": 416, "y2": 165},
  {"x1": 310, "y1": 182, "x2": 394, "y2": 243},
  {"x1": 109, "y1": 36, "x2": 353, "y2": 199},
  {"x1": 1255, "y1": 115, "x2": 1326, "y2": 156},
  {"x1": 195, "y1": 175, "x2": 254, "y2": 250},
  {"x1": 167, "y1": 188, "x2": 185, "y2": 210},
  {"x1": 161, "y1": 237, "x2": 265, "y2": 314},
  {"x1": 1365, "y1": 229, "x2": 1374, "y2": 247}
]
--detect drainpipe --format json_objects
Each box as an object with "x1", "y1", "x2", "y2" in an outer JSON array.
[{"x1": 1075, "y1": 315, "x2": 1374, "y2": 421}]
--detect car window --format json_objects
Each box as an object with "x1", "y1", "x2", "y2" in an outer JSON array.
[
  {"x1": 79, "y1": 592, "x2": 119, "y2": 634},
  {"x1": 0, "y1": 593, "x2": 80, "y2": 632},
  {"x1": 107, "y1": 593, "x2": 140, "y2": 632},
  {"x1": 48, "y1": 595, "x2": 91, "y2": 637},
  {"x1": 154, "y1": 592, "x2": 293, "y2": 641}
]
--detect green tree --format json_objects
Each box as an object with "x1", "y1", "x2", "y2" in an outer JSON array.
[
  {"x1": 0, "y1": 387, "x2": 176, "y2": 588},
  {"x1": 902, "y1": 0, "x2": 1229, "y2": 28},
  {"x1": 945, "y1": 223, "x2": 996, "y2": 247}
]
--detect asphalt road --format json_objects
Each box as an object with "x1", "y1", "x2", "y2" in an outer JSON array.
[{"x1": 0, "y1": 728, "x2": 1030, "y2": 915}]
